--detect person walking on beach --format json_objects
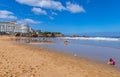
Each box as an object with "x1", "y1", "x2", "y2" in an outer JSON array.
[{"x1": 107, "y1": 58, "x2": 115, "y2": 65}]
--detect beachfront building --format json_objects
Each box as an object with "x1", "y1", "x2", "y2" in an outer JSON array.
[
  {"x1": 0, "y1": 21, "x2": 32, "y2": 34},
  {"x1": 0, "y1": 21, "x2": 18, "y2": 33},
  {"x1": 20, "y1": 24, "x2": 30, "y2": 33}
]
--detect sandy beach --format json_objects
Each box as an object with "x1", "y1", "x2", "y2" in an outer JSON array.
[{"x1": 0, "y1": 36, "x2": 120, "y2": 77}]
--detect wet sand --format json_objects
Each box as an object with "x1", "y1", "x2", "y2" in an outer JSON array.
[
  {"x1": 0, "y1": 36, "x2": 120, "y2": 77},
  {"x1": 29, "y1": 42, "x2": 53, "y2": 45}
]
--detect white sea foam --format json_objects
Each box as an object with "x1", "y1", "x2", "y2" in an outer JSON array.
[{"x1": 62, "y1": 37, "x2": 120, "y2": 41}]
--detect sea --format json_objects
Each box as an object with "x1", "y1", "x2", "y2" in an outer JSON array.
[
  {"x1": 17, "y1": 33, "x2": 120, "y2": 69},
  {"x1": 34, "y1": 36, "x2": 120, "y2": 69}
]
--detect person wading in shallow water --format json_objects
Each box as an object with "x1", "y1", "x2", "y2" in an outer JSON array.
[
  {"x1": 64, "y1": 40, "x2": 69, "y2": 46},
  {"x1": 107, "y1": 58, "x2": 115, "y2": 65}
]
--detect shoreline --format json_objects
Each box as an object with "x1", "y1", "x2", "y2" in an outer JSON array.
[{"x1": 0, "y1": 36, "x2": 120, "y2": 77}]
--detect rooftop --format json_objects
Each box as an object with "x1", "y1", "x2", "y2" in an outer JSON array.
[{"x1": 0, "y1": 21, "x2": 18, "y2": 24}]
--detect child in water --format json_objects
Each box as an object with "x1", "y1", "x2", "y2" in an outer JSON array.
[{"x1": 107, "y1": 58, "x2": 115, "y2": 65}]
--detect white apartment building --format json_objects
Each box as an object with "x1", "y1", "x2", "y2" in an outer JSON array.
[{"x1": 0, "y1": 21, "x2": 32, "y2": 33}]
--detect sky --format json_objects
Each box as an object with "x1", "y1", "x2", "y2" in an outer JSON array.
[{"x1": 0, "y1": 0, "x2": 120, "y2": 34}]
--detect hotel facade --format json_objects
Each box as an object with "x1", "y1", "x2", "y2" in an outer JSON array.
[{"x1": 0, "y1": 21, "x2": 32, "y2": 34}]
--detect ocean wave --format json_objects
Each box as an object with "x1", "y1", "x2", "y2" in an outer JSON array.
[{"x1": 62, "y1": 37, "x2": 120, "y2": 41}]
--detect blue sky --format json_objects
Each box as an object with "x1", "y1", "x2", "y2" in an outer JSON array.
[{"x1": 0, "y1": 0, "x2": 120, "y2": 34}]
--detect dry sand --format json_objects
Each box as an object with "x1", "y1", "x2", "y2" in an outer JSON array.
[{"x1": 0, "y1": 36, "x2": 120, "y2": 77}]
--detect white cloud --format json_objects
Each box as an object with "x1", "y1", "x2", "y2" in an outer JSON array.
[
  {"x1": 16, "y1": 0, "x2": 65, "y2": 11},
  {"x1": 0, "y1": 10, "x2": 17, "y2": 19},
  {"x1": 18, "y1": 18, "x2": 41, "y2": 24},
  {"x1": 16, "y1": 0, "x2": 86, "y2": 15},
  {"x1": 49, "y1": 16, "x2": 54, "y2": 20},
  {"x1": 32, "y1": 7, "x2": 47, "y2": 15},
  {"x1": 66, "y1": 2, "x2": 85, "y2": 13},
  {"x1": 51, "y1": 11, "x2": 57, "y2": 15}
]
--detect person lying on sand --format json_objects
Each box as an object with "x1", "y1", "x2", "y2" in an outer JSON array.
[{"x1": 107, "y1": 58, "x2": 115, "y2": 65}]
